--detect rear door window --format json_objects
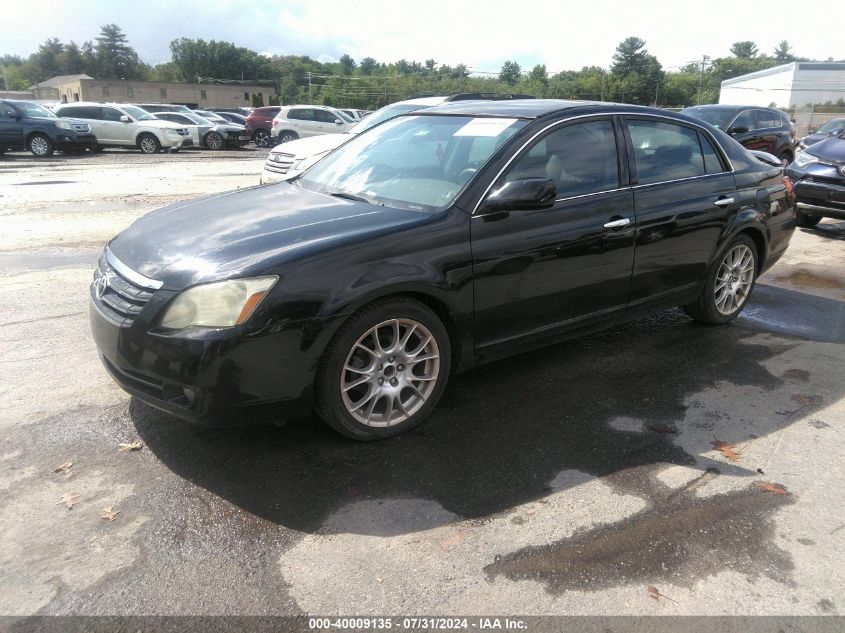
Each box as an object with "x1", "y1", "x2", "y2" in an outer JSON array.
[
  {"x1": 627, "y1": 119, "x2": 707, "y2": 184},
  {"x1": 731, "y1": 110, "x2": 756, "y2": 131},
  {"x1": 756, "y1": 110, "x2": 780, "y2": 129},
  {"x1": 315, "y1": 109, "x2": 338, "y2": 123}
]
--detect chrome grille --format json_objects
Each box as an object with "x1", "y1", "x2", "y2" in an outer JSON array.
[
  {"x1": 264, "y1": 152, "x2": 295, "y2": 175},
  {"x1": 91, "y1": 252, "x2": 158, "y2": 327},
  {"x1": 72, "y1": 123, "x2": 90, "y2": 133}
]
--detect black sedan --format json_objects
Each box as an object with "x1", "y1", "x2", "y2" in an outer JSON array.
[
  {"x1": 89, "y1": 100, "x2": 795, "y2": 440},
  {"x1": 787, "y1": 132, "x2": 845, "y2": 227}
]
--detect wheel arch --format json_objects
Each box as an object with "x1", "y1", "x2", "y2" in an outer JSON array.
[
  {"x1": 329, "y1": 285, "x2": 466, "y2": 373},
  {"x1": 135, "y1": 130, "x2": 160, "y2": 146}
]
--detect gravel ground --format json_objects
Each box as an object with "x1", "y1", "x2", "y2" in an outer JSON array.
[{"x1": 1, "y1": 148, "x2": 844, "y2": 626}]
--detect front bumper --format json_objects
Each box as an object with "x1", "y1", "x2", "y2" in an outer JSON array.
[
  {"x1": 790, "y1": 177, "x2": 845, "y2": 219},
  {"x1": 55, "y1": 133, "x2": 98, "y2": 149},
  {"x1": 89, "y1": 290, "x2": 323, "y2": 426}
]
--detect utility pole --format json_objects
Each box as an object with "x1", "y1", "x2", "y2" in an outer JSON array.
[
  {"x1": 654, "y1": 81, "x2": 659, "y2": 107},
  {"x1": 306, "y1": 71, "x2": 312, "y2": 104},
  {"x1": 697, "y1": 55, "x2": 710, "y2": 105}
]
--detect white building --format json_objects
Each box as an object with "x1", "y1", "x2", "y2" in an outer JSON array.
[{"x1": 719, "y1": 62, "x2": 845, "y2": 108}]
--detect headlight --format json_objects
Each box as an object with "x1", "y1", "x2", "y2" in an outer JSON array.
[
  {"x1": 165, "y1": 128, "x2": 181, "y2": 136},
  {"x1": 794, "y1": 152, "x2": 818, "y2": 168},
  {"x1": 160, "y1": 276, "x2": 277, "y2": 329},
  {"x1": 56, "y1": 120, "x2": 72, "y2": 130}
]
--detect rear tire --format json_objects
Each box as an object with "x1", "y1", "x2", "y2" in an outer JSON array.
[
  {"x1": 138, "y1": 133, "x2": 161, "y2": 154},
  {"x1": 683, "y1": 234, "x2": 758, "y2": 325},
  {"x1": 278, "y1": 131, "x2": 299, "y2": 144},
  {"x1": 796, "y1": 212, "x2": 822, "y2": 228},
  {"x1": 252, "y1": 129, "x2": 272, "y2": 148},
  {"x1": 28, "y1": 134, "x2": 54, "y2": 157},
  {"x1": 314, "y1": 297, "x2": 451, "y2": 441}
]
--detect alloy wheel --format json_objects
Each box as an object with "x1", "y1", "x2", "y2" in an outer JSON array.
[
  {"x1": 254, "y1": 130, "x2": 271, "y2": 148},
  {"x1": 30, "y1": 136, "x2": 49, "y2": 156},
  {"x1": 206, "y1": 133, "x2": 223, "y2": 150},
  {"x1": 340, "y1": 318, "x2": 440, "y2": 427},
  {"x1": 714, "y1": 244, "x2": 755, "y2": 315},
  {"x1": 140, "y1": 137, "x2": 158, "y2": 153}
]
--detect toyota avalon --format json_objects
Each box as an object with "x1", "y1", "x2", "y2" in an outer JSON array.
[{"x1": 90, "y1": 100, "x2": 795, "y2": 440}]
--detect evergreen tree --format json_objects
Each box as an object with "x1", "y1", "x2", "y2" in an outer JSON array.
[
  {"x1": 95, "y1": 24, "x2": 143, "y2": 79},
  {"x1": 730, "y1": 41, "x2": 759, "y2": 59}
]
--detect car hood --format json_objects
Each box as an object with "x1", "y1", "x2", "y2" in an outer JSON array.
[
  {"x1": 143, "y1": 119, "x2": 185, "y2": 130},
  {"x1": 271, "y1": 133, "x2": 348, "y2": 158},
  {"x1": 801, "y1": 133, "x2": 829, "y2": 147},
  {"x1": 213, "y1": 123, "x2": 246, "y2": 133},
  {"x1": 108, "y1": 183, "x2": 435, "y2": 289},
  {"x1": 806, "y1": 136, "x2": 845, "y2": 163}
]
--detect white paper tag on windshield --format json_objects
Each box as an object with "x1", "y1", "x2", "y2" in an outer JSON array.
[{"x1": 453, "y1": 118, "x2": 518, "y2": 137}]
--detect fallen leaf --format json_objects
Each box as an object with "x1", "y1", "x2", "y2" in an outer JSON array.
[
  {"x1": 646, "y1": 585, "x2": 678, "y2": 603},
  {"x1": 711, "y1": 440, "x2": 740, "y2": 462},
  {"x1": 53, "y1": 461, "x2": 74, "y2": 473},
  {"x1": 118, "y1": 441, "x2": 144, "y2": 452},
  {"x1": 57, "y1": 492, "x2": 79, "y2": 510},
  {"x1": 100, "y1": 507, "x2": 120, "y2": 521},
  {"x1": 753, "y1": 481, "x2": 789, "y2": 495}
]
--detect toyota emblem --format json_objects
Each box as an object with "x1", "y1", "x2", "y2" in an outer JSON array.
[{"x1": 93, "y1": 271, "x2": 113, "y2": 299}]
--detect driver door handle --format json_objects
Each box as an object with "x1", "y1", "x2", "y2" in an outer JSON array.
[
  {"x1": 713, "y1": 196, "x2": 735, "y2": 207},
  {"x1": 603, "y1": 217, "x2": 632, "y2": 229}
]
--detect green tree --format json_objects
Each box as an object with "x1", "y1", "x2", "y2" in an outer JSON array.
[
  {"x1": 499, "y1": 60, "x2": 522, "y2": 85},
  {"x1": 730, "y1": 41, "x2": 759, "y2": 59},
  {"x1": 31, "y1": 38, "x2": 64, "y2": 82},
  {"x1": 339, "y1": 54, "x2": 355, "y2": 75},
  {"x1": 529, "y1": 64, "x2": 548, "y2": 85},
  {"x1": 95, "y1": 24, "x2": 143, "y2": 79},
  {"x1": 773, "y1": 40, "x2": 795, "y2": 63},
  {"x1": 610, "y1": 37, "x2": 663, "y2": 105},
  {"x1": 58, "y1": 41, "x2": 85, "y2": 74},
  {"x1": 360, "y1": 57, "x2": 377, "y2": 75}
]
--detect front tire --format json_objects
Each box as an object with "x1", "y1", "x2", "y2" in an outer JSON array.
[
  {"x1": 314, "y1": 297, "x2": 451, "y2": 440},
  {"x1": 796, "y1": 211, "x2": 822, "y2": 228},
  {"x1": 683, "y1": 234, "x2": 758, "y2": 325},
  {"x1": 28, "y1": 134, "x2": 54, "y2": 157},
  {"x1": 204, "y1": 131, "x2": 224, "y2": 150},
  {"x1": 137, "y1": 133, "x2": 161, "y2": 155}
]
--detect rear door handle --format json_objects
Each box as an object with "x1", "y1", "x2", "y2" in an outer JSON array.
[
  {"x1": 713, "y1": 197, "x2": 735, "y2": 208},
  {"x1": 603, "y1": 217, "x2": 632, "y2": 229}
]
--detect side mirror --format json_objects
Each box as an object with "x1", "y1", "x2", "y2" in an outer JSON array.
[
  {"x1": 728, "y1": 126, "x2": 749, "y2": 135},
  {"x1": 478, "y1": 178, "x2": 557, "y2": 214},
  {"x1": 120, "y1": 115, "x2": 130, "y2": 123},
  {"x1": 334, "y1": 119, "x2": 344, "y2": 125}
]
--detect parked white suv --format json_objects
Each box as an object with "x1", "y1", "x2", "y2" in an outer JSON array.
[
  {"x1": 54, "y1": 102, "x2": 191, "y2": 153},
  {"x1": 270, "y1": 105, "x2": 355, "y2": 144},
  {"x1": 261, "y1": 96, "x2": 450, "y2": 184}
]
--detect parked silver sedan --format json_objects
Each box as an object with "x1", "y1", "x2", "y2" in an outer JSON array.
[{"x1": 154, "y1": 112, "x2": 249, "y2": 150}]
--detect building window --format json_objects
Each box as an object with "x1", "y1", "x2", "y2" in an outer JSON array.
[
  {"x1": 160, "y1": 88, "x2": 167, "y2": 99},
  {"x1": 102, "y1": 86, "x2": 109, "y2": 98},
  {"x1": 127, "y1": 87, "x2": 134, "y2": 98},
  {"x1": 244, "y1": 92, "x2": 249, "y2": 101},
  {"x1": 201, "y1": 89, "x2": 207, "y2": 100}
]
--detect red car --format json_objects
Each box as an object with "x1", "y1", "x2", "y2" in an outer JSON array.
[{"x1": 244, "y1": 106, "x2": 281, "y2": 148}]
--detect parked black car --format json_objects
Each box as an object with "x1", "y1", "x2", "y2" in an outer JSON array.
[
  {"x1": 787, "y1": 131, "x2": 845, "y2": 227},
  {"x1": 798, "y1": 117, "x2": 845, "y2": 149},
  {"x1": 90, "y1": 101, "x2": 795, "y2": 440},
  {"x1": 211, "y1": 111, "x2": 248, "y2": 125},
  {"x1": 681, "y1": 105, "x2": 795, "y2": 165},
  {"x1": 0, "y1": 99, "x2": 97, "y2": 157}
]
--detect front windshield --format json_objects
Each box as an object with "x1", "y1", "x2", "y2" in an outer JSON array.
[
  {"x1": 348, "y1": 102, "x2": 431, "y2": 135},
  {"x1": 682, "y1": 107, "x2": 737, "y2": 130},
  {"x1": 15, "y1": 102, "x2": 56, "y2": 119},
  {"x1": 817, "y1": 119, "x2": 845, "y2": 135},
  {"x1": 298, "y1": 114, "x2": 527, "y2": 211},
  {"x1": 122, "y1": 105, "x2": 156, "y2": 121}
]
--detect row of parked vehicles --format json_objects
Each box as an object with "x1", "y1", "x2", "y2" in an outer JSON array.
[{"x1": 0, "y1": 99, "x2": 369, "y2": 157}]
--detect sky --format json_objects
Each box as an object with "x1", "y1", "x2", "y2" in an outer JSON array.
[{"x1": 3, "y1": 0, "x2": 842, "y2": 74}]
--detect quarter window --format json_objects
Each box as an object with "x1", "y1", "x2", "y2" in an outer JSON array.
[
  {"x1": 505, "y1": 119, "x2": 620, "y2": 197},
  {"x1": 627, "y1": 120, "x2": 707, "y2": 184},
  {"x1": 698, "y1": 132, "x2": 726, "y2": 174}
]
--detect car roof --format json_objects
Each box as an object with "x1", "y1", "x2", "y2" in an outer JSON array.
[
  {"x1": 419, "y1": 99, "x2": 632, "y2": 119},
  {"x1": 684, "y1": 104, "x2": 771, "y2": 112}
]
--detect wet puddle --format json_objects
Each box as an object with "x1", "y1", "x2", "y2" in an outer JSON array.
[{"x1": 485, "y1": 472, "x2": 795, "y2": 593}]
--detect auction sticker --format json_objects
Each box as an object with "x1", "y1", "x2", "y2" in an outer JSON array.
[{"x1": 454, "y1": 118, "x2": 518, "y2": 137}]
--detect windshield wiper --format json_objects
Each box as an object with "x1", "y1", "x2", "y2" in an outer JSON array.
[{"x1": 329, "y1": 191, "x2": 383, "y2": 206}]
